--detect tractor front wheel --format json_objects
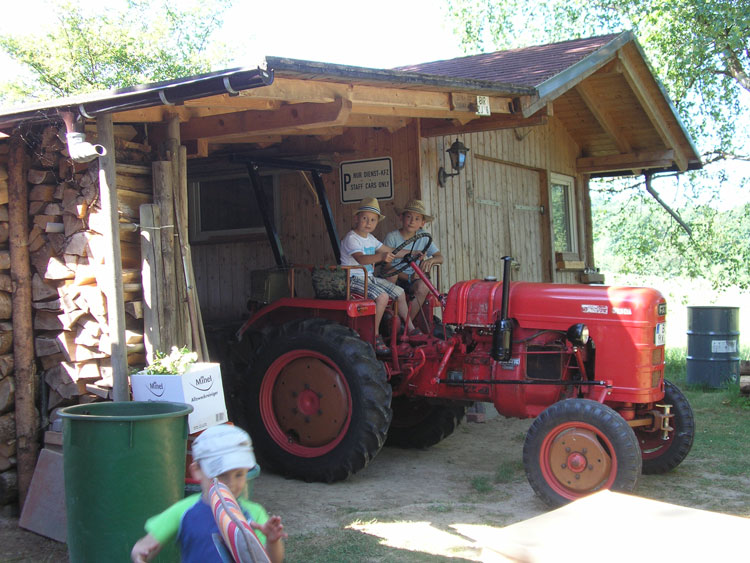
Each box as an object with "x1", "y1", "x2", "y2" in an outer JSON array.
[
  {"x1": 245, "y1": 318, "x2": 391, "y2": 482},
  {"x1": 386, "y1": 397, "x2": 466, "y2": 448},
  {"x1": 637, "y1": 380, "x2": 695, "y2": 474},
  {"x1": 523, "y1": 399, "x2": 642, "y2": 507}
]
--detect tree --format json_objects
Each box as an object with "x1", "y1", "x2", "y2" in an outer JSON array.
[{"x1": 0, "y1": 0, "x2": 233, "y2": 103}]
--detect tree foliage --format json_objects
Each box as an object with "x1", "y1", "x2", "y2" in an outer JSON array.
[
  {"x1": 594, "y1": 195, "x2": 750, "y2": 290},
  {"x1": 446, "y1": 0, "x2": 749, "y2": 159},
  {"x1": 0, "y1": 0, "x2": 233, "y2": 103}
]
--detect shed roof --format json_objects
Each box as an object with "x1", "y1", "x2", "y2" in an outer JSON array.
[
  {"x1": 394, "y1": 33, "x2": 622, "y2": 88},
  {"x1": 0, "y1": 31, "x2": 701, "y2": 174}
]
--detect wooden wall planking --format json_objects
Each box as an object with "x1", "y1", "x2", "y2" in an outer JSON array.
[{"x1": 420, "y1": 115, "x2": 591, "y2": 288}]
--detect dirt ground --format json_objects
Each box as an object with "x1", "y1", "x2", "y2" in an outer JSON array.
[{"x1": 1, "y1": 409, "x2": 747, "y2": 561}]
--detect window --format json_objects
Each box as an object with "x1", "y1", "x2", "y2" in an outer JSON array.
[
  {"x1": 549, "y1": 173, "x2": 578, "y2": 254},
  {"x1": 188, "y1": 168, "x2": 277, "y2": 243}
]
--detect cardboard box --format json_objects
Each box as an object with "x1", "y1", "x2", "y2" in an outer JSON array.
[{"x1": 130, "y1": 362, "x2": 228, "y2": 433}]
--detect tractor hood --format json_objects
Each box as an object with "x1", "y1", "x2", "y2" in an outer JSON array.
[{"x1": 443, "y1": 280, "x2": 666, "y2": 330}]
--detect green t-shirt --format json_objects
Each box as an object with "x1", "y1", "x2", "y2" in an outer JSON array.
[{"x1": 144, "y1": 493, "x2": 270, "y2": 546}]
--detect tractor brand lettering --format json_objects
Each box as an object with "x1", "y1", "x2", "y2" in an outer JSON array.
[
  {"x1": 612, "y1": 307, "x2": 632, "y2": 315},
  {"x1": 148, "y1": 381, "x2": 165, "y2": 397},
  {"x1": 190, "y1": 375, "x2": 214, "y2": 392},
  {"x1": 658, "y1": 303, "x2": 667, "y2": 316},
  {"x1": 581, "y1": 304, "x2": 608, "y2": 314}
]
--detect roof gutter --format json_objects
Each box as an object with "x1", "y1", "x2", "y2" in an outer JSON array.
[{"x1": 0, "y1": 66, "x2": 273, "y2": 131}]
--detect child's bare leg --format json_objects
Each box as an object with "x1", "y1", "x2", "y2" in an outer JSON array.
[
  {"x1": 396, "y1": 293, "x2": 415, "y2": 331},
  {"x1": 374, "y1": 293, "x2": 388, "y2": 335},
  {"x1": 408, "y1": 280, "x2": 429, "y2": 320}
]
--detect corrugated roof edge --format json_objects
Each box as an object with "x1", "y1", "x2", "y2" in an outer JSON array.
[
  {"x1": 0, "y1": 66, "x2": 273, "y2": 132},
  {"x1": 265, "y1": 56, "x2": 535, "y2": 97}
]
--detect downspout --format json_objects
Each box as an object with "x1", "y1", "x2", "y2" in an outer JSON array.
[
  {"x1": 644, "y1": 172, "x2": 692, "y2": 236},
  {"x1": 60, "y1": 111, "x2": 106, "y2": 163}
]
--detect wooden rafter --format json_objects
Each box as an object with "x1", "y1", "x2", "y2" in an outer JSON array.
[
  {"x1": 576, "y1": 149, "x2": 674, "y2": 173},
  {"x1": 575, "y1": 81, "x2": 632, "y2": 154},
  {"x1": 420, "y1": 111, "x2": 547, "y2": 138},
  {"x1": 617, "y1": 46, "x2": 688, "y2": 171},
  {"x1": 180, "y1": 97, "x2": 352, "y2": 141}
]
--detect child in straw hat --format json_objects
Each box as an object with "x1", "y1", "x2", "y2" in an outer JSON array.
[
  {"x1": 340, "y1": 197, "x2": 421, "y2": 355},
  {"x1": 384, "y1": 199, "x2": 444, "y2": 321}
]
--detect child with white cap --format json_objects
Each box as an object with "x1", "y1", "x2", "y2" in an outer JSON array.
[{"x1": 131, "y1": 424, "x2": 286, "y2": 563}]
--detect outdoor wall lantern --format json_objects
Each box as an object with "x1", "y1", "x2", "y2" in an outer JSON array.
[{"x1": 438, "y1": 139, "x2": 470, "y2": 187}]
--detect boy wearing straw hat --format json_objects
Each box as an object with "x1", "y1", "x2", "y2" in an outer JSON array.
[
  {"x1": 340, "y1": 197, "x2": 420, "y2": 355},
  {"x1": 384, "y1": 199, "x2": 444, "y2": 321}
]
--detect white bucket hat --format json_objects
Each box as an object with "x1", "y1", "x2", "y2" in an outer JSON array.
[{"x1": 191, "y1": 424, "x2": 257, "y2": 478}]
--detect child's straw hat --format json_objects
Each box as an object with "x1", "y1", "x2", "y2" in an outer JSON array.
[
  {"x1": 397, "y1": 199, "x2": 433, "y2": 222},
  {"x1": 354, "y1": 197, "x2": 385, "y2": 222}
]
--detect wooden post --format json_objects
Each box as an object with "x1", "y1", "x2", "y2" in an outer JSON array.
[
  {"x1": 8, "y1": 130, "x2": 37, "y2": 506},
  {"x1": 139, "y1": 204, "x2": 163, "y2": 363},
  {"x1": 177, "y1": 145, "x2": 208, "y2": 361},
  {"x1": 96, "y1": 114, "x2": 129, "y2": 402},
  {"x1": 167, "y1": 117, "x2": 191, "y2": 350},
  {"x1": 151, "y1": 162, "x2": 177, "y2": 350}
]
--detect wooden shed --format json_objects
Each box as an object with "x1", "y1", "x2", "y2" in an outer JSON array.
[{"x1": 0, "y1": 30, "x2": 700, "y2": 506}]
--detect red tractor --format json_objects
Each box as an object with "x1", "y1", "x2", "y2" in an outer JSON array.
[{"x1": 226, "y1": 158, "x2": 694, "y2": 507}]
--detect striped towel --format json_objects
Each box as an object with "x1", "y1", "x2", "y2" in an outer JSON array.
[{"x1": 210, "y1": 478, "x2": 271, "y2": 563}]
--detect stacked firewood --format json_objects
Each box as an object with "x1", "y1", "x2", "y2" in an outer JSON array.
[
  {"x1": 27, "y1": 126, "x2": 152, "y2": 418},
  {"x1": 0, "y1": 144, "x2": 18, "y2": 505}
]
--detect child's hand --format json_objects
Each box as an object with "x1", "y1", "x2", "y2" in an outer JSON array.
[
  {"x1": 253, "y1": 515, "x2": 288, "y2": 543},
  {"x1": 131, "y1": 534, "x2": 161, "y2": 563},
  {"x1": 383, "y1": 252, "x2": 395, "y2": 264}
]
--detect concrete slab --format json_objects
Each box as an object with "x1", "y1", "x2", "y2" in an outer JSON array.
[
  {"x1": 456, "y1": 490, "x2": 750, "y2": 562},
  {"x1": 18, "y1": 448, "x2": 66, "y2": 543}
]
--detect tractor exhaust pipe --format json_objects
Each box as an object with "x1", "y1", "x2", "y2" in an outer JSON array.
[{"x1": 491, "y1": 256, "x2": 513, "y2": 361}]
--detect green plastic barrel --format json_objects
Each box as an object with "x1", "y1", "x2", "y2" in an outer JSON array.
[
  {"x1": 59, "y1": 401, "x2": 193, "y2": 563},
  {"x1": 686, "y1": 306, "x2": 740, "y2": 388}
]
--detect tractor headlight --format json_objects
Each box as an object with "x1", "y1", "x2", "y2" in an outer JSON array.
[{"x1": 566, "y1": 323, "x2": 589, "y2": 346}]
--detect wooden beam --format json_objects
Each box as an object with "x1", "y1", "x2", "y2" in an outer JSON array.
[
  {"x1": 180, "y1": 97, "x2": 352, "y2": 141},
  {"x1": 575, "y1": 81, "x2": 632, "y2": 153},
  {"x1": 617, "y1": 46, "x2": 688, "y2": 171},
  {"x1": 420, "y1": 112, "x2": 547, "y2": 138},
  {"x1": 8, "y1": 130, "x2": 36, "y2": 508},
  {"x1": 96, "y1": 114, "x2": 129, "y2": 402},
  {"x1": 576, "y1": 149, "x2": 675, "y2": 173}
]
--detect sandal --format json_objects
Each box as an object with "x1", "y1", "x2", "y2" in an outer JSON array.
[
  {"x1": 407, "y1": 327, "x2": 424, "y2": 337},
  {"x1": 375, "y1": 336, "x2": 391, "y2": 356}
]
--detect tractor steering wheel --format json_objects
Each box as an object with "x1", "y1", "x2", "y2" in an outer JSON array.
[{"x1": 382, "y1": 232, "x2": 433, "y2": 277}]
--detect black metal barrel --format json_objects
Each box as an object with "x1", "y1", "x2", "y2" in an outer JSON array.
[{"x1": 686, "y1": 306, "x2": 740, "y2": 388}]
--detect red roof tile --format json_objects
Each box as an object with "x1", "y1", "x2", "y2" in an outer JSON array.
[{"x1": 395, "y1": 34, "x2": 622, "y2": 88}]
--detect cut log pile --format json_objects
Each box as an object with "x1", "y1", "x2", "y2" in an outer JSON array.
[
  {"x1": 0, "y1": 127, "x2": 154, "y2": 507},
  {"x1": 0, "y1": 142, "x2": 18, "y2": 504},
  {"x1": 29, "y1": 126, "x2": 152, "y2": 409}
]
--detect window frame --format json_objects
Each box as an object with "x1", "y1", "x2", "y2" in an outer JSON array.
[
  {"x1": 549, "y1": 172, "x2": 579, "y2": 256},
  {"x1": 188, "y1": 167, "x2": 279, "y2": 244}
]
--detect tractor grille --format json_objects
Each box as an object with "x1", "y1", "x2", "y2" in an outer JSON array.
[{"x1": 526, "y1": 346, "x2": 564, "y2": 380}]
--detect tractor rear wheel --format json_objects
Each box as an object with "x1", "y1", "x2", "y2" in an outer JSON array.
[
  {"x1": 386, "y1": 397, "x2": 466, "y2": 448},
  {"x1": 637, "y1": 380, "x2": 695, "y2": 474},
  {"x1": 244, "y1": 318, "x2": 392, "y2": 482},
  {"x1": 523, "y1": 399, "x2": 641, "y2": 507}
]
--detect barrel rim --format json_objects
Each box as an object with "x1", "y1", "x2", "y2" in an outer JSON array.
[{"x1": 58, "y1": 400, "x2": 193, "y2": 421}]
